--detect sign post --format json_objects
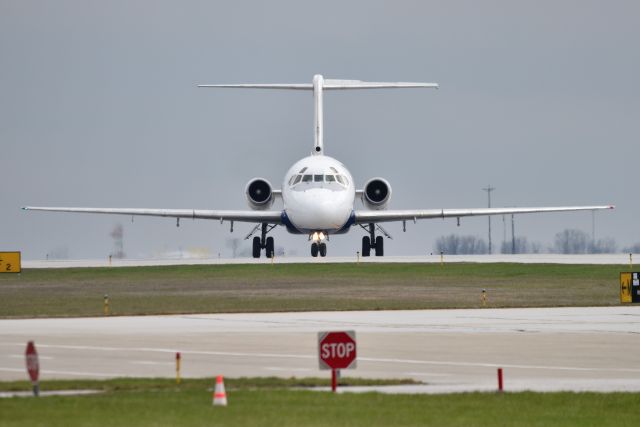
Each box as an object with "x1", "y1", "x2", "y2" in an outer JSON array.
[
  {"x1": 25, "y1": 341, "x2": 39, "y2": 397},
  {"x1": 318, "y1": 331, "x2": 357, "y2": 392}
]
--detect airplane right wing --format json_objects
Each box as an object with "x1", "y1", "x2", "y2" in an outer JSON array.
[
  {"x1": 22, "y1": 206, "x2": 283, "y2": 224},
  {"x1": 354, "y1": 205, "x2": 615, "y2": 224}
]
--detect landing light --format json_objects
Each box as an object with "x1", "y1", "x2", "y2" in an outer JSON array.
[{"x1": 319, "y1": 232, "x2": 325, "y2": 241}]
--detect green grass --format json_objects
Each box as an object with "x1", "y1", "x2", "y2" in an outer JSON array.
[
  {"x1": 0, "y1": 378, "x2": 638, "y2": 427},
  {"x1": 0, "y1": 263, "x2": 625, "y2": 317}
]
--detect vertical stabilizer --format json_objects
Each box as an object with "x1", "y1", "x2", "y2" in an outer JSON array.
[{"x1": 312, "y1": 75, "x2": 324, "y2": 156}]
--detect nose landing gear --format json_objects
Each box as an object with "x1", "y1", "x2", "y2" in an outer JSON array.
[
  {"x1": 310, "y1": 242, "x2": 327, "y2": 257},
  {"x1": 310, "y1": 232, "x2": 328, "y2": 257}
]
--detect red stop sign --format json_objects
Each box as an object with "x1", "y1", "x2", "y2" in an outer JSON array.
[
  {"x1": 318, "y1": 331, "x2": 357, "y2": 370},
  {"x1": 25, "y1": 341, "x2": 39, "y2": 384}
]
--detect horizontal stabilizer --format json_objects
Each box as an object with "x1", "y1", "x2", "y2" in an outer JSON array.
[{"x1": 198, "y1": 80, "x2": 438, "y2": 91}]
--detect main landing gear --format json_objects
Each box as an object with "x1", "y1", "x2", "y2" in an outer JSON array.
[
  {"x1": 251, "y1": 223, "x2": 276, "y2": 258},
  {"x1": 361, "y1": 223, "x2": 384, "y2": 257}
]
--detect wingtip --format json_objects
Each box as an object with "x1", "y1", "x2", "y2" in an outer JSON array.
[
  {"x1": 609, "y1": 205, "x2": 615, "y2": 209},
  {"x1": 21, "y1": 206, "x2": 28, "y2": 211}
]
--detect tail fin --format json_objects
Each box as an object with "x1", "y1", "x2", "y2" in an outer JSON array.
[{"x1": 198, "y1": 75, "x2": 438, "y2": 155}]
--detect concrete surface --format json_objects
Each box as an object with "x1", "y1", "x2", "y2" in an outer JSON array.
[
  {"x1": 1, "y1": 307, "x2": 639, "y2": 393},
  {"x1": 22, "y1": 253, "x2": 639, "y2": 268}
]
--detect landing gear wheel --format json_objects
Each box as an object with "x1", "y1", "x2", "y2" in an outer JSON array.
[
  {"x1": 265, "y1": 236, "x2": 275, "y2": 258},
  {"x1": 362, "y1": 236, "x2": 371, "y2": 257},
  {"x1": 311, "y1": 243, "x2": 319, "y2": 257},
  {"x1": 319, "y1": 242, "x2": 327, "y2": 257},
  {"x1": 375, "y1": 236, "x2": 384, "y2": 257},
  {"x1": 252, "y1": 236, "x2": 261, "y2": 258}
]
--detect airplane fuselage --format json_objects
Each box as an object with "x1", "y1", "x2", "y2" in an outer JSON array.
[{"x1": 281, "y1": 155, "x2": 355, "y2": 235}]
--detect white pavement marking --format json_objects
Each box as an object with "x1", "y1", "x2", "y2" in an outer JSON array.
[
  {"x1": 7, "y1": 355, "x2": 54, "y2": 360},
  {"x1": 0, "y1": 367, "x2": 125, "y2": 377},
  {"x1": 404, "y1": 372, "x2": 451, "y2": 377},
  {"x1": 3, "y1": 342, "x2": 639, "y2": 374},
  {"x1": 264, "y1": 367, "x2": 312, "y2": 372},
  {"x1": 130, "y1": 361, "x2": 174, "y2": 366}
]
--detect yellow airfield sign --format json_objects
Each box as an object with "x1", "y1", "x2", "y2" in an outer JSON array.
[
  {"x1": 620, "y1": 273, "x2": 632, "y2": 303},
  {"x1": 0, "y1": 252, "x2": 21, "y2": 273},
  {"x1": 620, "y1": 272, "x2": 640, "y2": 303}
]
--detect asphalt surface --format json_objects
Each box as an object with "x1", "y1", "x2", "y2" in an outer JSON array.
[{"x1": 1, "y1": 307, "x2": 639, "y2": 393}]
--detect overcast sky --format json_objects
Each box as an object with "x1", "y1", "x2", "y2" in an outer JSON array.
[{"x1": 1, "y1": 0, "x2": 638, "y2": 259}]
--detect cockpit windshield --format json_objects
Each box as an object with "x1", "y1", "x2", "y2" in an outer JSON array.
[{"x1": 288, "y1": 172, "x2": 349, "y2": 190}]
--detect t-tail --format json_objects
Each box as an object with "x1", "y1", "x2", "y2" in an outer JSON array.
[{"x1": 198, "y1": 75, "x2": 438, "y2": 156}]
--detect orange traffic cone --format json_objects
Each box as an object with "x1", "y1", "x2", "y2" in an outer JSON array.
[{"x1": 212, "y1": 375, "x2": 227, "y2": 406}]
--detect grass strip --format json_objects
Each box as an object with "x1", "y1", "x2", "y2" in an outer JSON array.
[
  {"x1": 0, "y1": 263, "x2": 625, "y2": 317},
  {"x1": 0, "y1": 377, "x2": 638, "y2": 427}
]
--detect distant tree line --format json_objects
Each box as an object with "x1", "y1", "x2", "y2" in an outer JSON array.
[
  {"x1": 434, "y1": 235, "x2": 488, "y2": 254},
  {"x1": 434, "y1": 228, "x2": 620, "y2": 254},
  {"x1": 623, "y1": 243, "x2": 640, "y2": 253}
]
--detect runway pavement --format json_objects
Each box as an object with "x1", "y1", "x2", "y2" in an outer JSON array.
[
  {"x1": 23, "y1": 253, "x2": 638, "y2": 268},
  {"x1": 1, "y1": 307, "x2": 639, "y2": 393}
]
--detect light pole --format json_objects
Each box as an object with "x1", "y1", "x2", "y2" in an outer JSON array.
[{"x1": 482, "y1": 185, "x2": 495, "y2": 254}]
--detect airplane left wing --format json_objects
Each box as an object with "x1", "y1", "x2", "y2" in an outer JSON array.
[
  {"x1": 355, "y1": 205, "x2": 614, "y2": 224},
  {"x1": 22, "y1": 207, "x2": 283, "y2": 224}
]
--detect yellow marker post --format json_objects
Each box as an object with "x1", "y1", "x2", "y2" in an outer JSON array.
[
  {"x1": 103, "y1": 294, "x2": 110, "y2": 316},
  {"x1": 176, "y1": 352, "x2": 181, "y2": 384},
  {"x1": 440, "y1": 251, "x2": 444, "y2": 266},
  {"x1": 481, "y1": 289, "x2": 488, "y2": 307},
  {"x1": 630, "y1": 253, "x2": 633, "y2": 270},
  {"x1": 0, "y1": 252, "x2": 21, "y2": 274},
  {"x1": 356, "y1": 251, "x2": 360, "y2": 264},
  {"x1": 271, "y1": 254, "x2": 275, "y2": 265}
]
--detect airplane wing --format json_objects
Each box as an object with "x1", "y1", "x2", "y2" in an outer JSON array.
[
  {"x1": 22, "y1": 207, "x2": 282, "y2": 224},
  {"x1": 354, "y1": 205, "x2": 614, "y2": 224}
]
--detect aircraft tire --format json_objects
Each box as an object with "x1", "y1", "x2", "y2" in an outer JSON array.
[
  {"x1": 319, "y1": 242, "x2": 327, "y2": 257},
  {"x1": 311, "y1": 242, "x2": 319, "y2": 257},
  {"x1": 252, "y1": 236, "x2": 261, "y2": 258},
  {"x1": 362, "y1": 236, "x2": 371, "y2": 257},
  {"x1": 375, "y1": 236, "x2": 384, "y2": 256},
  {"x1": 266, "y1": 236, "x2": 275, "y2": 258}
]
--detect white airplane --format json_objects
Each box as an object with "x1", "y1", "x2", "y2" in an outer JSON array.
[{"x1": 24, "y1": 75, "x2": 614, "y2": 258}]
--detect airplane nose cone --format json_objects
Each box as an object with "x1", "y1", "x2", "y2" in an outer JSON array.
[{"x1": 287, "y1": 189, "x2": 352, "y2": 231}]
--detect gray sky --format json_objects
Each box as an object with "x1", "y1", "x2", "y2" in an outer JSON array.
[{"x1": 1, "y1": 0, "x2": 638, "y2": 259}]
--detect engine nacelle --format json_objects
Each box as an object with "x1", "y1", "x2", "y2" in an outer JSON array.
[
  {"x1": 362, "y1": 177, "x2": 392, "y2": 210},
  {"x1": 245, "y1": 178, "x2": 274, "y2": 210}
]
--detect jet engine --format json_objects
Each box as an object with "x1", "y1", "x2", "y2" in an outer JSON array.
[
  {"x1": 245, "y1": 178, "x2": 274, "y2": 210},
  {"x1": 362, "y1": 178, "x2": 392, "y2": 210}
]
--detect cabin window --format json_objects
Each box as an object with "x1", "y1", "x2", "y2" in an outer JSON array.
[
  {"x1": 293, "y1": 175, "x2": 302, "y2": 185},
  {"x1": 299, "y1": 167, "x2": 308, "y2": 173},
  {"x1": 302, "y1": 174, "x2": 312, "y2": 182},
  {"x1": 325, "y1": 175, "x2": 336, "y2": 182},
  {"x1": 314, "y1": 174, "x2": 323, "y2": 182},
  {"x1": 336, "y1": 175, "x2": 344, "y2": 185}
]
